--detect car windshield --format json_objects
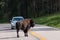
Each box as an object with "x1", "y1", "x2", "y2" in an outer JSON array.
[{"x1": 12, "y1": 18, "x2": 24, "y2": 21}]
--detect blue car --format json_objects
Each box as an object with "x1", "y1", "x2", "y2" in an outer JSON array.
[{"x1": 10, "y1": 16, "x2": 24, "y2": 29}]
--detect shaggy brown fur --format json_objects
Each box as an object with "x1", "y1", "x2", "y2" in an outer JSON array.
[{"x1": 16, "y1": 19, "x2": 35, "y2": 38}]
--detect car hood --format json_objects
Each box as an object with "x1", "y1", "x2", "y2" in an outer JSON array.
[{"x1": 11, "y1": 21, "x2": 17, "y2": 24}]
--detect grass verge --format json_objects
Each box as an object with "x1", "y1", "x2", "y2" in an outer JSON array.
[{"x1": 33, "y1": 13, "x2": 60, "y2": 28}]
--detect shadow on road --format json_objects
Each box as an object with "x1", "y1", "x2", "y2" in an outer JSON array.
[
  {"x1": 30, "y1": 28, "x2": 60, "y2": 31},
  {"x1": 0, "y1": 26, "x2": 60, "y2": 32},
  {"x1": 0, "y1": 28, "x2": 16, "y2": 32}
]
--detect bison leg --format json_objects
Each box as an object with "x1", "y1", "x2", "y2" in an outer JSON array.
[
  {"x1": 24, "y1": 30, "x2": 28, "y2": 37},
  {"x1": 16, "y1": 22, "x2": 20, "y2": 38},
  {"x1": 23, "y1": 27, "x2": 29, "y2": 37},
  {"x1": 17, "y1": 29, "x2": 19, "y2": 38}
]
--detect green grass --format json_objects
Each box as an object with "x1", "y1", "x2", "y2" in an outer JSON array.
[{"x1": 33, "y1": 12, "x2": 60, "y2": 28}]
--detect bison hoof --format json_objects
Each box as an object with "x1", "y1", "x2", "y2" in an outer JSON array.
[
  {"x1": 25, "y1": 35, "x2": 28, "y2": 37},
  {"x1": 17, "y1": 36, "x2": 19, "y2": 38}
]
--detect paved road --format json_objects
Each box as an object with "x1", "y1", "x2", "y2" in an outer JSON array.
[
  {"x1": 31, "y1": 25, "x2": 60, "y2": 40},
  {"x1": 0, "y1": 24, "x2": 60, "y2": 40},
  {"x1": 0, "y1": 24, "x2": 38, "y2": 40}
]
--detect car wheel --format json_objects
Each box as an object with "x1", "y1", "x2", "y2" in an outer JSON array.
[{"x1": 11, "y1": 27, "x2": 14, "y2": 29}]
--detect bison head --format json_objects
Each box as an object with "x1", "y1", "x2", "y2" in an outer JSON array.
[{"x1": 30, "y1": 19, "x2": 35, "y2": 27}]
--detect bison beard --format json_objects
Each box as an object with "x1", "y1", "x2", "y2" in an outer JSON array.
[{"x1": 16, "y1": 19, "x2": 35, "y2": 38}]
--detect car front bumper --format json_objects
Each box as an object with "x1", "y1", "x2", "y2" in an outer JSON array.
[{"x1": 11, "y1": 23, "x2": 16, "y2": 29}]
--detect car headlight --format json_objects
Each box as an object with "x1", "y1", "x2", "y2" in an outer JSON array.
[
  {"x1": 11, "y1": 23, "x2": 14, "y2": 25},
  {"x1": 11, "y1": 22, "x2": 16, "y2": 26}
]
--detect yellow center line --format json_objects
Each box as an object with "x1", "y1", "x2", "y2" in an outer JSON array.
[{"x1": 29, "y1": 31, "x2": 46, "y2": 40}]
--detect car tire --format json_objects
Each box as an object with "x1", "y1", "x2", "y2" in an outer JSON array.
[{"x1": 11, "y1": 27, "x2": 14, "y2": 29}]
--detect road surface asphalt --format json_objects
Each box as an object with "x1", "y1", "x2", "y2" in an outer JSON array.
[{"x1": 0, "y1": 24, "x2": 60, "y2": 40}]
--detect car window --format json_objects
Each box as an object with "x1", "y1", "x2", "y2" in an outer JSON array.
[{"x1": 12, "y1": 18, "x2": 24, "y2": 21}]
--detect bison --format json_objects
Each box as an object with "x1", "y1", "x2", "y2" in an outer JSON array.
[{"x1": 16, "y1": 19, "x2": 35, "y2": 38}]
